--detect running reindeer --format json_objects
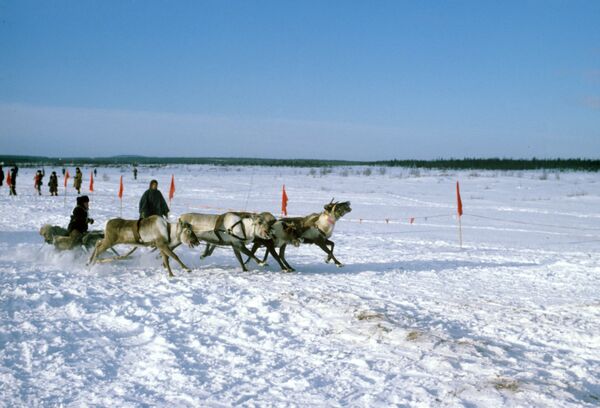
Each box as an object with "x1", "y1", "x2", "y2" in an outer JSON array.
[
  {"x1": 199, "y1": 212, "x2": 304, "y2": 272},
  {"x1": 249, "y1": 199, "x2": 352, "y2": 270},
  {"x1": 178, "y1": 211, "x2": 277, "y2": 271},
  {"x1": 88, "y1": 215, "x2": 199, "y2": 277}
]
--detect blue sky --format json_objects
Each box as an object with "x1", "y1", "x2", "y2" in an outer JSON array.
[{"x1": 1, "y1": 1, "x2": 599, "y2": 159}]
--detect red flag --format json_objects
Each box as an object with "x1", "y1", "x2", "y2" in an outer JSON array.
[
  {"x1": 89, "y1": 171, "x2": 94, "y2": 192},
  {"x1": 118, "y1": 175, "x2": 124, "y2": 199},
  {"x1": 281, "y1": 184, "x2": 288, "y2": 216},
  {"x1": 64, "y1": 170, "x2": 70, "y2": 188},
  {"x1": 456, "y1": 181, "x2": 463, "y2": 217},
  {"x1": 6, "y1": 172, "x2": 11, "y2": 186},
  {"x1": 169, "y1": 175, "x2": 175, "y2": 201}
]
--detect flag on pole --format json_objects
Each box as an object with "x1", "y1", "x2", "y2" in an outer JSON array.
[
  {"x1": 281, "y1": 184, "x2": 288, "y2": 216},
  {"x1": 89, "y1": 171, "x2": 94, "y2": 192},
  {"x1": 64, "y1": 170, "x2": 70, "y2": 188},
  {"x1": 456, "y1": 181, "x2": 463, "y2": 217},
  {"x1": 169, "y1": 175, "x2": 175, "y2": 202},
  {"x1": 118, "y1": 175, "x2": 124, "y2": 199}
]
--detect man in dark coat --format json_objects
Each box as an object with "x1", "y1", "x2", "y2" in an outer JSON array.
[
  {"x1": 0, "y1": 166, "x2": 4, "y2": 187},
  {"x1": 139, "y1": 179, "x2": 169, "y2": 219},
  {"x1": 48, "y1": 171, "x2": 59, "y2": 196},
  {"x1": 54, "y1": 195, "x2": 94, "y2": 250}
]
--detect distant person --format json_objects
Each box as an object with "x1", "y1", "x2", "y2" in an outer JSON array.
[
  {"x1": 73, "y1": 167, "x2": 83, "y2": 194},
  {"x1": 139, "y1": 179, "x2": 169, "y2": 219},
  {"x1": 48, "y1": 171, "x2": 58, "y2": 196},
  {"x1": 35, "y1": 169, "x2": 44, "y2": 195},
  {"x1": 0, "y1": 166, "x2": 4, "y2": 187},
  {"x1": 9, "y1": 166, "x2": 18, "y2": 195},
  {"x1": 54, "y1": 195, "x2": 94, "y2": 250},
  {"x1": 93, "y1": 168, "x2": 97, "y2": 177},
  {"x1": 133, "y1": 167, "x2": 138, "y2": 180},
  {"x1": 62, "y1": 168, "x2": 65, "y2": 176}
]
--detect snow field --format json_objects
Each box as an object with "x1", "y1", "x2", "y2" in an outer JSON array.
[{"x1": 1, "y1": 165, "x2": 599, "y2": 407}]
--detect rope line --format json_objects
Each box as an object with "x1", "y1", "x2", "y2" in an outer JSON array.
[{"x1": 466, "y1": 213, "x2": 600, "y2": 232}]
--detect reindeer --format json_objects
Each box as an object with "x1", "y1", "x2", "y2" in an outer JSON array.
[
  {"x1": 201, "y1": 212, "x2": 304, "y2": 272},
  {"x1": 257, "y1": 199, "x2": 352, "y2": 270},
  {"x1": 178, "y1": 211, "x2": 274, "y2": 272},
  {"x1": 88, "y1": 215, "x2": 199, "y2": 277}
]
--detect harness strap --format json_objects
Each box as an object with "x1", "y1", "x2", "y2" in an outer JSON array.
[
  {"x1": 133, "y1": 219, "x2": 143, "y2": 244},
  {"x1": 214, "y1": 218, "x2": 248, "y2": 242}
]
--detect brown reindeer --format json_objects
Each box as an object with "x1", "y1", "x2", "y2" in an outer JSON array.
[
  {"x1": 88, "y1": 215, "x2": 199, "y2": 277},
  {"x1": 256, "y1": 199, "x2": 352, "y2": 270}
]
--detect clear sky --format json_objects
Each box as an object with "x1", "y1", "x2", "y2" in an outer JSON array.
[{"x1": 1, "y1": 1, "x2": 599, "y2": 160}]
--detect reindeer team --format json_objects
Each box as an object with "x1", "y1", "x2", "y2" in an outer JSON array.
[{"x1": 84, "y1": 199, "x2": 352, "y2": 277}]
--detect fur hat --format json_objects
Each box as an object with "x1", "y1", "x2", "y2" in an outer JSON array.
[{"x1": 77, "y1": 195, "x2": 90, "y2": 205}]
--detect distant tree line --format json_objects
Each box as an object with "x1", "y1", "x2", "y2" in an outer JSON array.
[{"x1": 0, "y1": 155, "x2": 598, "y2": 171}]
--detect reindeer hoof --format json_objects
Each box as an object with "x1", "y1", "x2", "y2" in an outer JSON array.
[
  {"x1": 184, "y1": 268, "x2": 192, "y2": 273},
  {"x1": 168, "y1": 273, "x2": 175, "y2": 278},
  {"x1": 325, "y1": 257, "x2": 332, "y2": 263},
  {"x1": 258, "y1": 261, "x2": 268, "y2": 267},
  {"x1": 336, "y1": 263, "x2": 344, "y2": 268}
]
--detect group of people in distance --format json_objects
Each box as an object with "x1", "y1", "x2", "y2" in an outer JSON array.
[
  {"x1": 1, "y1": 166, "x2": 96, "y2": 196},
  {"x1": 55, "y1": 179, "x2": 169, "y2": 250}
]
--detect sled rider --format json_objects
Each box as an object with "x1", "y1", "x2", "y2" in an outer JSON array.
[{"x1": 54, "y1": 195, "x2": 94, "y2": 250}]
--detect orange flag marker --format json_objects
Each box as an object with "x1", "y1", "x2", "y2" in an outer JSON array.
[
  {"x1": 281, "y1": 185, "x2": 288, "y2": 216},
  {"x1": 169, "y1": 175, "x2": 175, "y2": 202}
]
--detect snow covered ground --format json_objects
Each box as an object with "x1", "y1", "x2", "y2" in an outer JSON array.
[{"x1": 1, "y1": 165, "x2": 599, "y2": 407}]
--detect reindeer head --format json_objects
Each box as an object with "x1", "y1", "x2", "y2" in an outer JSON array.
[
  {"x1": 252, "y1": 213, "x2": 273, "y2": 240},
  {"x1": 178, "y1": 219, "x2": 200, "y2": 248},
  {"x1": 323, "y1": 198, "x2": 352, "y2": 219}
]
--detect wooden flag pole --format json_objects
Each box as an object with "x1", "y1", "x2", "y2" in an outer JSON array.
[{"x1": 458, "y1": 215, "x2": 463, "y2": 249}]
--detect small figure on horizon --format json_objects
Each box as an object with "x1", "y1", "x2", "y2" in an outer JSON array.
[
  {"x1": 133, "y1": 167, "x2": 138, "y2": 180},
  {"x1": 93, "y1": 168, "x2": 97, "y2": 177},
  {"x1": 73, "y1": 167, "x2": 83, "y2": 194},
  {"x1": 139, "y1": 179, "x2": 169, "y2": 219},
  {"x1": 34, "y1": 169, "x2": 45, "y2": 195},
  {"x1": 9, "y1": 166, "x2": 18, "y2": 196},
  {"x1": 54, "y1": 195, "x2": 94, "y2": 250},
  {"x1": 48, "y1": 171, "x2": 58, "y2": 196},
  {"x1": 62, "y1": 168, "x2": 65, "y2": 176}
]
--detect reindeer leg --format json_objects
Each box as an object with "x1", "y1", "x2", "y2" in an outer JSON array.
[
  {"x1": 237, "y1": 244, "x2": 267, "y2": 267},
  {"x1": 156, "y1": 240, "x2": 191, "y2": 273},
  {"x1": 315, "y1": 240, "x2": 343, "y2": 267},
  {"x1": 244, "y1": 241, "x2": 263, "y2": 265},
  {"x1": 279, "y1": 244, "x2": 295, "y2": 272},
  {"x1": 200, "y1": 243, "x2": 216, "y2": 259},
  {"x1": 88, "y1": 239, "x2": 112, "y2": 265},
  {"x1": 264, "y1": 241, "x2": 290, "y2": 272},
  {"x1": 324, "y1": 239, "x2": 335, "y2": 263},
  {"x1": 160, "y1": 251, "x2": 174, "y2": 278},
  {"x1": 233, "y1": 248, "x2": 249, "y2": 272},
  {"x1": 118, "y1": 247, "x2": 138, "y2": 259}
]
